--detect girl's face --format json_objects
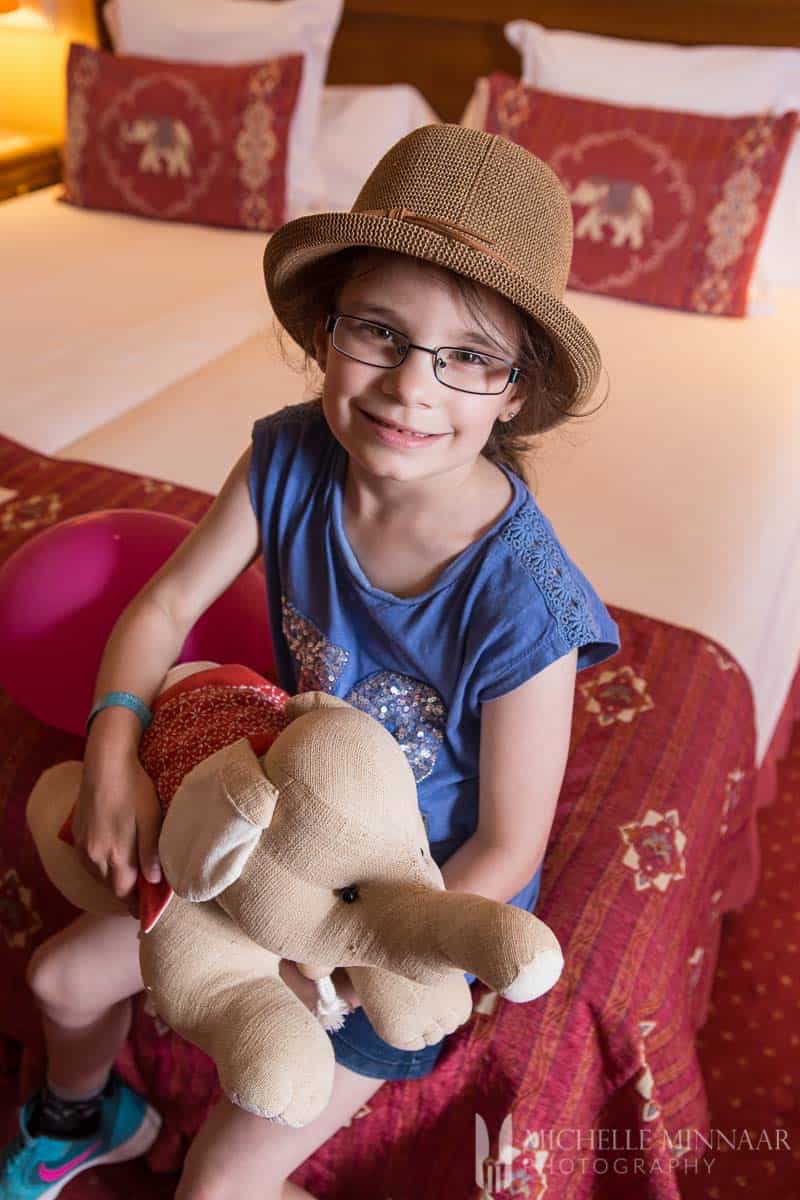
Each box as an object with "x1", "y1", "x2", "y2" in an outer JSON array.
[{"x1": 313, "y1": 252, "x2": 523, "y2": 490}]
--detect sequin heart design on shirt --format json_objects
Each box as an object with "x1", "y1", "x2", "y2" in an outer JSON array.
[
  {"x1": 281, "y1": 598, "x2": 447, "y2": 782},
  {"x1": 282, "y1": 594, "x2": 350, "y2": 692},
  {"x1": 346, "y1": 671, "x2": 447, "y2": 783}
]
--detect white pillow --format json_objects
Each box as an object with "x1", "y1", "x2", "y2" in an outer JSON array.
[
  {"x1": 314, "y1": 85, "x2": 441, "y2": 211},
  {"x1": 103, "y1": 0, "x2": 344, "y2": 219},
  {"x1": 504, "y1": 20, "x2": 800, "y2": 288}
]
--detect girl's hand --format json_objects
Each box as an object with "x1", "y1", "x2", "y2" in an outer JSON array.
[
  {"x1": 281, "y1": 962, "x2": 362, "y2": 1011},
  {"x1": 330, "y1": 967, "x2": 361, "y2": 1010},
  {"x1": 72, "y1": 751, "x2": 163, "y2": 907}
]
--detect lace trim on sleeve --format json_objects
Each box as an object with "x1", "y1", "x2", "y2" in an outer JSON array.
[{"x1": 500, "y1": 503, "x2": 601, "y2": 646}]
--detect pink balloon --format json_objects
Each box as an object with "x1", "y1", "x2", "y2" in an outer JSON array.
[{"x1": 0, "y1": 509, "x2": 274, "y2": 736}]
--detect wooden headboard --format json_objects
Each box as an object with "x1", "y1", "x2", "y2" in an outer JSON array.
[{"x1": 93, "y1": 0, "x2": 800, "y2": 123}]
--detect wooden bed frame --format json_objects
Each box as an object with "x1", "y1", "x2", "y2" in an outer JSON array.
[{"x1": 93, "y1": 1, "x2": 800, "y2": 123}]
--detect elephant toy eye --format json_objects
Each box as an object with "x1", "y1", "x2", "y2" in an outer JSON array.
[{"x1": 339, "y1": 885, "x2": 360, "y2": 903}]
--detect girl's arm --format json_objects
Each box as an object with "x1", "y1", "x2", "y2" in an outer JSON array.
[
  {"x1": 75, "y1": 446, "x2": 261, "y2": 900},
  {"x1": 440, "y1": 646, "x2": 578, "y2": 901}
]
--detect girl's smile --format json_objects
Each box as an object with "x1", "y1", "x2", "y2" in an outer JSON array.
[{"x1": 356, "y1": 405, "x2": 451, "y2": 446}]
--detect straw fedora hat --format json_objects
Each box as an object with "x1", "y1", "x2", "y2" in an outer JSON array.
[{"x1": 263, "y1": 123, "x2": 601, "y2": 403}]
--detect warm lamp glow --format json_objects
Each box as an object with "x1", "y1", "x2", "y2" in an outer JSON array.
[
  {"x1": 0, "y1": 2, "x2": 54, "y2": 29},
  {"x1": 0, "y1": 0, "x2": 95, "y2": 139}
]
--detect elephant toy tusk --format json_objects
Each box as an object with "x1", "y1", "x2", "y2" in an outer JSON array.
[{"x1": 314, "y1": 974, "x2": 353, "y2": 1032}]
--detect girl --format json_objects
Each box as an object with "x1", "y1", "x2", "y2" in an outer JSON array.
[{"x1": 1, "y1": 124, "x2": 620, "y2": 1200}]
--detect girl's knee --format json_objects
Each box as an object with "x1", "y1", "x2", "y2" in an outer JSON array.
[
  {"x1": 26, "y1": 934, "x2": 97, "y2": 1018},
  {"x1": 26, "y1": 914, "x2": 143, "y2": 1020},
  {"x1": 26, "y1": 936, "x2": 65, "y2": 1009},
  {"x1": 26, "y1": 940, "x2": 81, "y2": 1017}
]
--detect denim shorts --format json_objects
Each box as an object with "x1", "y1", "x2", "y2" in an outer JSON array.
[
  {"x1": 328, "y1": 1000, "x2": 456, "y2": 1081},
  {"x1": 328, "y1": 863, "x2": 541, "y2": 1079}
]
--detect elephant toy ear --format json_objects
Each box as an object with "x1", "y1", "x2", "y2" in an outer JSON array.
[{"x1": 285, "y1": 692, "x2": 351, "y2": 720}]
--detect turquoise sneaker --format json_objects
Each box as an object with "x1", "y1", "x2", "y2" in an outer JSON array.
[{"x1": 0, "y1": 1074, "x2": 161, "y2": 1199}]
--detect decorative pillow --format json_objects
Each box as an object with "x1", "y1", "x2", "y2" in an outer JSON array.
[
  {"x1": 103, "y1": 0, "x2": 344, "y2": 219},
  {"x1": 464, "y1": 74, "x2": 797, "y2": 317},
  {"x1": 502, "y1": 21, "x2": 800, "y2": 290},
  {"x1": 62, "y1": 43, "x2": 303, "y2": 232}
]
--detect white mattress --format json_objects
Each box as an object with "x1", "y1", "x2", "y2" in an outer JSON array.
[
  {"x1": 2, "y1": 186, "x2": 798, "y2": 769},
  {"x1": 1, "y1": 186, "x2": 269, "y2": 451},
  {"x1": 536, "y1": 284, "x2": 800, "y2": 768},
  {"x1": 57, "y1": 327, "x2": 312, "y2": 488}
]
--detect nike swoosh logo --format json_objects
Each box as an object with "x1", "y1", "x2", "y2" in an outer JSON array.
[{"x1": 38, "y1": 1140, "x2": 101, "y2": 1183}]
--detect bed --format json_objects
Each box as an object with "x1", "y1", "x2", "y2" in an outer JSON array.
[{"x1": 1, "y1": 2, "x2": 799, "y2": 1197}]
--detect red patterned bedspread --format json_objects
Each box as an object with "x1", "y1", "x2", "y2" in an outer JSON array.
[{"x1": 0, "y1": 435, "x2": 763, "y2": 1198}]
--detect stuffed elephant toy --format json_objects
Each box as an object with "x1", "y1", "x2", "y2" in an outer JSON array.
[{"x1": 27, "y1": 662, "x2": 564, "y2": 1128}]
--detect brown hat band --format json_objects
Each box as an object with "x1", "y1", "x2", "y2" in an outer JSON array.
[{"x1": 358, "y1": 207, "x2": 514, "y2": 270}]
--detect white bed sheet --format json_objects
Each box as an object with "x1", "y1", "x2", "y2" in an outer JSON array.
[
  {"x1": 57, "y1": 327, "x2": 311, "y2": 488},
  {"x1": 55, "y1": 286, "x2": 800, "y2": 769},
  {"x1": 536, "y1": 285, "x2": 800, "y2": 768},
  {"x1": 1, "y1": 186, "x2": 269, "y2": 452}
]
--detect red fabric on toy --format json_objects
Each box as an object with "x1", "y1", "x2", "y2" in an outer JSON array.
[{"x1": 57, "y1": 666, "x2": 290, "y2": 931}]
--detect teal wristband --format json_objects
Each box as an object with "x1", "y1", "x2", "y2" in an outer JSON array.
[{"x1": 86, "y1": 691, "x2": 153, "y2": 736}]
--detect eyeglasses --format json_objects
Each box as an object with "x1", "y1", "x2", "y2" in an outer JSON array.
[{"x1": 325, "y1": 313, "x2": 522, "y2": 396}]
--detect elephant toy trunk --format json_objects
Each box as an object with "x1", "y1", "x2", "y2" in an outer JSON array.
[{"x1": 375, "y1": 883, "x2": 563, "y2": 998}]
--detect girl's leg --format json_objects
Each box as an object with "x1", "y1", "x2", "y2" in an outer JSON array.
[
  {"x1": 25, "y1": 911, "x2": 143, "y2": 1096},
  {"x1": 176, "y1": 1063, "x2": 384, "y2": 1200},
  {"x1": 176, "y1": 959, "x2": 385, "y2": 1200}
]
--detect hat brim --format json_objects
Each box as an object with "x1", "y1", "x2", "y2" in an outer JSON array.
[{"x1": 263, "y1": 210, "x2": 602, "y2": 405}]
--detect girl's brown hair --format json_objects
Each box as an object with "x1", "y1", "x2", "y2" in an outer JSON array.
[{"x1": 272, "y1": 247, "x2": 606, "y2": 483}]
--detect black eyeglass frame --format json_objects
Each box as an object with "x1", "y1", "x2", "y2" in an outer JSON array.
[{"x1": 325, "y1": 313, "x2": 522, "y2": 396}]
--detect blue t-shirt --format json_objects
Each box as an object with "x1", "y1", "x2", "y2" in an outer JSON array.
[{"x1": 248, "y1": 402, "x2": 621, "y2": 981}]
